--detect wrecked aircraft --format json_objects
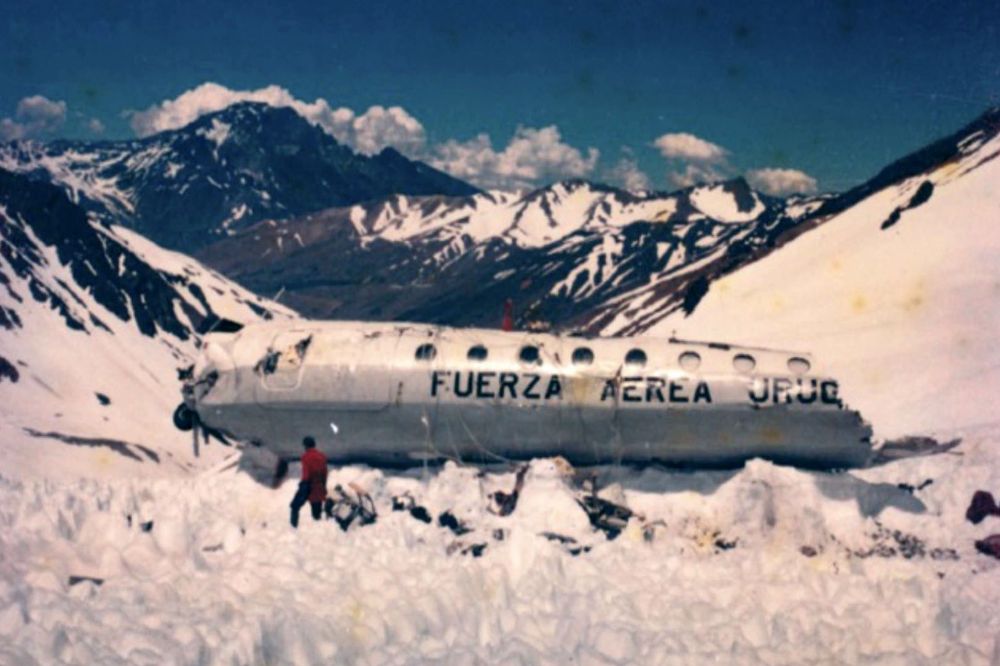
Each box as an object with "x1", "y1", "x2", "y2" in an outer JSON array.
[{"x1": 175, "y1": 320, "x2": 873, "y2": 468}]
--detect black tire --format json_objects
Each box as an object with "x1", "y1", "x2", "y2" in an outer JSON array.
[{"x1": 173, "y1": 404, "x2": 195, "y2": 431}]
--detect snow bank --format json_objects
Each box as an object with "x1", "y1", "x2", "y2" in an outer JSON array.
[
  {"x1": 646, "y1": 133, "x2": 1000, "y2": 441},
  {"x1": 3, "y1": 429, "x2": 999, "y2": 664}
]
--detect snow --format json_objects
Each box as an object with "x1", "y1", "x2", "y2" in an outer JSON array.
[
  {"x1": 2, "y1": 430, "x2": 1000, "y2": 664},
  {"x1": 643, "y1": 132, "x2": 1000, "y2": 441},
  {"x1": 197, "y1": 119, "x2": 232, "y2": 160},
  {"x1": 690, "y1": 184, "x2": 765, "y2": 223}
]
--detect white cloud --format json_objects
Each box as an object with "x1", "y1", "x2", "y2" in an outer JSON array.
[
  {"x1": 87, "y1": 118, "x2": 106, "y2": 135},
  {"x1": 127, "y1": 82, "x2": 425, "y2": 156},
  {"x1": 350, "y1": 105, "x2": 426, "y2": 156},
  {"x1": 746, "y1": 167, "x2": 818, "y2": 196},
  {"x1": 431, "y1": 126, "x2": 599, "y2": 190},
  {"x1": 605, "y1": 154, "x2": 651, "y2": 192},
  {"x1": 666, "y1": 163, "x2": 730, "y2": 189},
  {"x1": 0, "y1": 95, "x2": 67, "y2": 140},
  {"x1": 653, "y1": 132, "x2": 728, "y2": 163}
]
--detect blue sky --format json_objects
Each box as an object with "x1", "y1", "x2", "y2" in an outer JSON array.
[{"x1": 3, "y1": 0, "x2": 998, "y2": 193}]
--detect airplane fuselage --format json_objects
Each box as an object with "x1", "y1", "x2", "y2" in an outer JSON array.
[{"x1": 181, "y1": 320, "x2": 872, "y2": 468}]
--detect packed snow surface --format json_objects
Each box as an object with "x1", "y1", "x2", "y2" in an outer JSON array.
[{"x1": 2, "y1": 427, "x2": 1000, "y2": 665}]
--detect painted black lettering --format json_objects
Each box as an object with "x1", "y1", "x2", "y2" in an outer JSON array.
[
  {"x1": 431, "y1": 371, "x2": 446, "y2": 397},
  {"x1": 820, "y1": 380, "x2": 840, "y2": 405},
  {"x1": 454, "y1": 372, "x2": 474, "y2": 398},
  {"x1": 476, "y1": 372, "x2": 496, "y2": 398},
  {"x1": 498, "y1": 372, "x2": 518, "y2": 399},
  {"x1": 646, "y1": 378, "x2": 666, "y2": 403},
  {"x1": 669, "y1": 379, "x2": 689, "y2": 403},
  {"x1": 693, "y1": 381, "x2": 712, "y2": 403},
  {"x1": 773, "y1": 378, "x2": 792, "y2": 404},
  {"x1": 523, "y1": 373, "x2": 541, "y2": 400},
  {"x1": 749, "y1": 378, "x2": 769, "y2": 404},
  {"x1": 622, "y1": 377, "x2": 642, "y2": 402},
  {"x1": 544, "y1": 376, "x2": 562, "y2": 400},
  {"x1": 601, "y1": 380, "x2": 617, "y2": 402},
  {"x1": 797, "y1": 378, "x2": 817, "y2": 404}
]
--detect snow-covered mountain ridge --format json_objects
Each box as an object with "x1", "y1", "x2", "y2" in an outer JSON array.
[
  {"x1": 0, "y1": 102, "x2": 477, "y2": 252},
  {"x1": 197, "y1": 176, "x2": 808, "y2": 326},
  {"x1": 0, "y1": 167, "x2": 292, "y2": 478}
]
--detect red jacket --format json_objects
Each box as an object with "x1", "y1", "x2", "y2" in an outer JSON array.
[{"x1": 301, "y1": 448, "x2": 328, "y2": 503}]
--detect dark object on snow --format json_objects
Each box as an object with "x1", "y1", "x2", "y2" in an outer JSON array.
[
  {"x1": 800, "y1": 546, "x2": 818, "y2": 558},
  {"x1": 392, "y1": 493, "x2": 433, "y2": 523},
  {"x1": 966, "y1": 491, "x2": 1000, "y2": 525},
  {"x1": 140, "y1": 520, "x2": 154, "y2": 532},
  {"x1": 540, "y1": 531, "x2": 591, "y2": 556},
  {"x1": 714, "y1": 537, "x2": 737, "y2": 551},
  {"x1": 491, "y1": 465, "x2": 529, "y2": 516},
  {"x1": 438, "y1": 510, "x2": 473, "y2": 536},
  {"x1": 897, "y1": 479, "x2": 934, "y2": 494},
  {"x1": 68, "y1": 575, "x2": 104, "y2": 587},
  {"x1": 463, "y1": 543, "x2": 487, "y2": 558},
  {"x1": 577, "y1": 494, "x2": 634, "y2": 540},
  {"x1": 324, "y1": 484, "x2": 377, "y2": 532},
  {"x1": 95, "y1": 392, "x2": 111, "y2": 406},
  {"x1": 974, "y1": 534, "x2": 1000, "y2": 559},
  {"x1": 880, "y1": 180, "x2": 934, "y2": 230}
]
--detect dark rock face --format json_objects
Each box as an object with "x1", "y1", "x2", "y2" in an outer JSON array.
[{"x1": 1, "y1": 103, "x2": 478, "y2": 253}]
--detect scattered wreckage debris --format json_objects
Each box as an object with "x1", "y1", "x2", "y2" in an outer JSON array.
[
  {"x1": 974, "y1": 535, "x2": 1000, "y2": 560},
  {"x1": 489, "y1": 464, "x2": 529, "y2": 516},
  {"x1": 871, "y1": 436, "x2": 961, "y2": 464},
  {"x1": 966, "y1": 490, "x2": 1000, "y2": 525},
  {"x1": 324, "y1": 483, "x2": 377, "y2": 532},
  {"x1": 851, "y1": 522, "x2": 958, "y2": 561},
  {"x1": 897, "y1": 479, "x2": 934, "y2": 494},
  {"x1": 576, "y1": 476, "x2": 641, "y2": 540},
  {"x1": 438, "y1": 511, "x2": 473, "y2": 536},
  {"x1": 540, "y1": 532, "x2": 591, "y2": 557},
  {"x1": 68, "y1": 575, "x2": 104, "y2": 587},
  {"x1": 391, "y1": 492, "x2": 433, "y2": 524}
]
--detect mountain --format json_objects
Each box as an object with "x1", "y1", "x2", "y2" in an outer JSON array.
[
  {"x1": 636, "y1": 108, "x2": 1000, "y2": 440},
  {"x1": 196, "y1": 177, "x2": 817, "y2": 327},
  {"x1": 0, "y1": 167, "x2": 292, "y2": 479},
  {"x1": 0, "y1": 102, "x2": 478, "y2": 253}
]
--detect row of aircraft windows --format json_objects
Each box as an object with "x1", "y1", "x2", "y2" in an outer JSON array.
[{"x1": 414, "y1": 343, "x2": 811, "y2": 374}]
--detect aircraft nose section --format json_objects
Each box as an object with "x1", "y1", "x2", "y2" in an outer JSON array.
[{"x1": 189, "y1": 339, "x2": 237, "y2": 404}]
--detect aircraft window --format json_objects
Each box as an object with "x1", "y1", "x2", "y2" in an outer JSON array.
[
  {"x1": 467, "y1": 345, "x2": 488, "y2": 361},
  {"x1": 625, "y1": 348, "x2": 647, "y2": 367},
  {"x1": 788, "y1": 357, "x2": 811, "y2": 375},
  {"x1": 733, "y1": 353, "x2": 756, "y2": 374},
  {"x1": 519, "y1": 345, "x2": 540, "y2": 364},
  {"x1": 572, "y1": 347, "x2": 594, "y2": 365},
  {"x1": 678, "y1": 351, "x2": 701, "y2": 372},
  {"x1": 415, "y1": 343, "x2": 437, "y2": 361}
]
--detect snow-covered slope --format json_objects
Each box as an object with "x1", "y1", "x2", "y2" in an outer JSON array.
[
  {"x1": 0, "y1": 103, "x2": 477, "y2": 252},
  {"x1": 633, "y1": 112, "x2": 1000, "y2": 441},
  {"x1": 0, "y1": 168, "x2": 292, "y2": 479},
  {"x1": 2, "y1": 432, "x2": 999, "y2": 663}
]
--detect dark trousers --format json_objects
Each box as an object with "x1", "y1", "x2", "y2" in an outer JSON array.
[{"x1": 290, "y1": 481, "x2": 322, "y2": 528}]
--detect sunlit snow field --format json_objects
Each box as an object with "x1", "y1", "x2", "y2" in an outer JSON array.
[{"x1": 2, "y1": 425, "x2": 999, "y2": 665}]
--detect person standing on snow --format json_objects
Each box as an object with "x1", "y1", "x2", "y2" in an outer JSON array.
[{"x1": 290, "y1": 436, "x2": 328, "y2": 528}]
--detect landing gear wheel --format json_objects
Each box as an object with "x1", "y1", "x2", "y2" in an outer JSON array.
[{"x1": 173, "y1": 403, "x2": 195, "y2": 431}]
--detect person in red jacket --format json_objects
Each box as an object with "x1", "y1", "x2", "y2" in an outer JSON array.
[{"x1": 290, "y1": 436, "x2": 328, "y2": 528}]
